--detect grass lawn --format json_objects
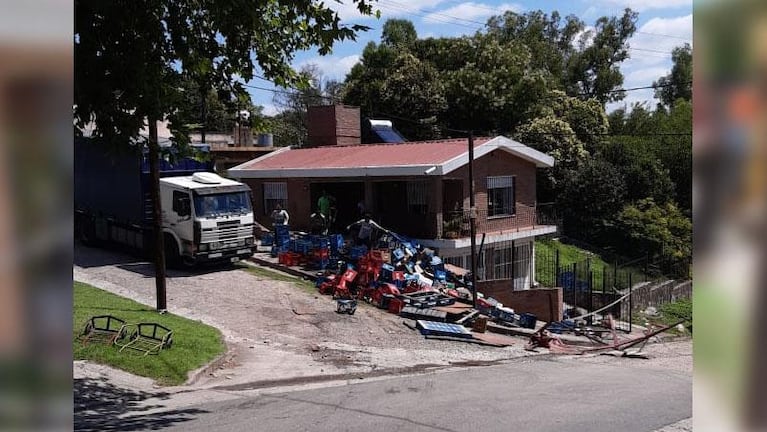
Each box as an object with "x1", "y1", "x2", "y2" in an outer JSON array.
[
  {"x1": 536, "y1": 238, "x2": 648, "y2": 291},
  {"x1": 73, "y1": 282, "x2": 225, "y2": 386}
]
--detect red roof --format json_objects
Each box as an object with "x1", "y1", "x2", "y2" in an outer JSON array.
[{"x1": 236, "y1": 138, "x2": 491, "y2": 170}]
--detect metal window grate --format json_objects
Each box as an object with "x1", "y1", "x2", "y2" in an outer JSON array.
[
  {"x1": 407, "y1": 181, "x2": 428, "y2": 214},
  {"x1": 263, "y1": 182, "x2": 287, "y2": 214}
]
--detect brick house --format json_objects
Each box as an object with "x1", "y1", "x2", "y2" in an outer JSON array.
[{"x1": 229, "y1": 106, "x2": 557, "y2": 292}]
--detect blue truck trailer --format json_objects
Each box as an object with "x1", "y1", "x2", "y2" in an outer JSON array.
[{"x1": 74, "y1": 138, "x2": 256, "y2": 266}]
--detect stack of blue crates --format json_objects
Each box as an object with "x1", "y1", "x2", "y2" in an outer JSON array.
[
  {"x1": 350, "y1": 245, "x2": 368, "y2": 260},
  {"x1": 291, "y1": 238, "x2": 312, "y2": 255},
  {"x1": 310, "y1": 235, "x2": 330, "y2": 250},
  {"x1": 329, "y1": 234, "x2": 343, "y2": 254},
  {"x1": 271, "y1": 225, "x2": 291, "y2": 257}
]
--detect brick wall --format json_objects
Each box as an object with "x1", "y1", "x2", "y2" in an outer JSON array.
[
  {"x1": 242, "y1": 178, "x2": 312, "y2": 230},
  {"x1": 447, "y1": 150, "x2": 538, "y2": 233},
  {"x1": 478, "y1": 280, "x2": 563, "y2": 322},
  {"x1": 307, "y1": 105, "x2": 361, "y2": 147}
]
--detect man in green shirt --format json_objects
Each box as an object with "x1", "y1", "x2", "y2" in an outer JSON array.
[{"x1": 318, "y1": 190, "x2": 331, "y2": 220}]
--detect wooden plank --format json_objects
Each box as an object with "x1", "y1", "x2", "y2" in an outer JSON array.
[
  {"x1": 433, "y1": 304, "x2": 474, "y2": 314},
  {"x1": 471, "y1": 332, "x2": 517, "y2": 346}
]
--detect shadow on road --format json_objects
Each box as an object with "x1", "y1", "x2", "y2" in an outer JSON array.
[
  {"x1": 74, "y1": 242, "x2": 239, "y2": 278},
  {"x1": 74, "y1": 377, "x2": 207, "y2": 431},
  {"x1": 262, "y1": 393, "x2": 460, "y2": 432}
]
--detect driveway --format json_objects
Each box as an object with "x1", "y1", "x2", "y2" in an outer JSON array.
[{"x1": 73, "y1": 244, "x2": 540, "y2": 390}]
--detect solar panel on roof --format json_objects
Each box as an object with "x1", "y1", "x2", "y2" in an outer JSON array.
[{"x1": 371, "y1": 125, "x2": 406, "y2": 143}]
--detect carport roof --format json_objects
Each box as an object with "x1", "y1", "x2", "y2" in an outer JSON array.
[{"x1": 228, "y1": 135, "x2": 554, "y2": 179}]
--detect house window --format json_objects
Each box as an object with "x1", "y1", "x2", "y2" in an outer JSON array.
[
  {"x1": 263, "y1": 182, "x2": 287, "y2": 214},
  {"x1": 464, "y1": 252, "x2": 486, "y2": 280},
  {"x1": 487, "y1": 176, "x2": 515, "y2": 217},
  {"x1": 491, "y1": 247, "x2": 512, "y2": 280},
  {"x1": 512, "y1": 242, "x2": 532, "y2": 290},
  {"x1": 406, "y1": 181, "x2": 428, "y2": 214}
]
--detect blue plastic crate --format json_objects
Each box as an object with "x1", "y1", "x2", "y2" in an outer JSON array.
[
  {"x1": 275, "y1": 234, "x2": 291, "y2": 246},
  {"x1": 296, "y1": 239, "x2": 313, "y2": 255},
  {"x1": 270, "y1": 244, "x2": 287, "y2": 257},
  {"x1": 350, "y1": 245, "x2": 368, "y2": 260},
  {"x1": 310, "y1": 235, "x2": 330, "y2": 248},
  {"x1": 261, "y1": 233, "x2": 274, "y2": 246},
  {"x1": 380, "y1": 263, "x2": 395, "y2": 282},
  {"x1": 434, "y1": 269, "x2": 447, "y2": 282},
  {"x1": 274, "y1": 225, "x2": 290, "y2": 236},
  {"x1": 519, "y1": 313, "x2": 537, "y2": 329},
  {"x1": 392, "y1": 248, "x2": 405, "y2": 261},
  {"x1": 329, "y1": 234, "x2": 344, "y2": 251}
]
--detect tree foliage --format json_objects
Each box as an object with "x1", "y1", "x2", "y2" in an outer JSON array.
[
  {"x1": 654, "y1": 44, "x2": 692, "y2": 108},
  {"x1": 343, "y1": 9, "x2": 637, "y2": 137},
  {"x1": 557, "y1": 159, "x2": 627, "y2": 242},
  {"x1": 615, "y1": 198, "x2": 692, "y2": 260},
  {"x1": 175, "y1": 76, "x2": 264, "y2": 134},
  {"x1": 75, "y1": 0, "x2": 375, "y2": 146},
  {"x1": 269, "y1": 64, "x2": 339, "y2": 147}
]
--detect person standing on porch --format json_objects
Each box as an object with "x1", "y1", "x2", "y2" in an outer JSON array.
[
  {"x1": 318, "y1": 190, "x2": 331, "y2": 221},
  {"x1": 270, "y1": 203, "x2": 289, "y2": 227}
]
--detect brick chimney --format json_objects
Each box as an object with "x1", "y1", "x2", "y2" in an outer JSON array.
[{"x1": 306, "y1": 104, "x2": 361, "y2": 147}]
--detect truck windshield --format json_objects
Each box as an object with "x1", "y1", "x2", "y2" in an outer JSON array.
[{"x1": 193, "y1": 192, "x2": 252, "y2": 218}]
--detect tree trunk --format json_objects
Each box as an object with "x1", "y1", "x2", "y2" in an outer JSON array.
[{"x1": 148, "y1": 118, "x2": 167, "y2": 311}]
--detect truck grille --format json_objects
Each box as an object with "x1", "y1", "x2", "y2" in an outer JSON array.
[{"x1": 201, "y1": 223, "x2": 253, "y2": 242}]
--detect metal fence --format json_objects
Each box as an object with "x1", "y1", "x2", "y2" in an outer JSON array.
[
  {"x1": 440, "y1": 202, "x2": 558, "y2": 238},
  {"x1": 535, "y1": 241, "x2": 690, "y2": 333}
]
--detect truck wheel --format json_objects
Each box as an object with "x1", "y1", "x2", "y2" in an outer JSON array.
[{"x1": 164, "y1": 235, "x2": 180, "y2": 269}]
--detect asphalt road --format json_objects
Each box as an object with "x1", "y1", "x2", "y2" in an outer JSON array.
[{"x1": 149, "y1": 357, "x2": 691, "y2": 432}]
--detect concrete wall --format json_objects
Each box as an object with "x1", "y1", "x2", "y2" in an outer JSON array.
[{"x1": 478, "y1": 282, "x2": 563, "y2": 322}]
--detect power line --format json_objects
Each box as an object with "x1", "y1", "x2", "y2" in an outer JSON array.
[
  {"x1": 636, "y1": 30, "x2": 691, "y2": 42},
  {"x1": 370, "y1": 109, "x2": 691, "y2": 138},
  {"x1": 629, "y1": 47, "x2": 672, "y2": 55},
  {"x1": 376, "y1": 0, "x2": 485, "y2": 31}
]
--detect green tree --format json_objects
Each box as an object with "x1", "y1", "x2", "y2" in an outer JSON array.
[
  {"x1": 557, "y1": 159, "x2": 627, "y2": 242},
  {"x1": 381, "y1": 19, "x2": 418, "y2": 47},
  {"x1": 270, "y1": 64, "x2": 338, "y2": 147},
  {"x1": 654, "y1": 44, "x2": 692, "y2": 108},
  {"x1": 75, "y1": 0, "x2": 375, "y2": 310},
  {"x1": 565, "y1": 9, "x2": 638, "y2": 104},
  {"x1": 599, "y1": 137, "x2": 675, "y2": 205},
  {"x1": 378, "y1": 53, "x2": 447, "y2": 140},
  {"x1": 615, "y1": 198, "x2": 692, "y2": 260},
  {"x1": 486, "y1": 8, "x2": 638, "y2": 105},
  {"x1": 486, "y1": 10, "x2": 584, "y2": 88},
  {"x1": 175, "y1": 76, "x2": 264, "y2": 134}
]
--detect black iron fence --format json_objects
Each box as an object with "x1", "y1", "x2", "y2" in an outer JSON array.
[
  {"x1": 440, "y1": 203, "x2": 559, "y2": 239},
  {"x1": 535, "y1": 240, "x2": 691, "y2": 333}
]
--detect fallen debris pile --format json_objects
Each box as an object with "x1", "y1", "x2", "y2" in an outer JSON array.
[{"x1": 260, "y1": 225, "x2": 544, "y2": 347}]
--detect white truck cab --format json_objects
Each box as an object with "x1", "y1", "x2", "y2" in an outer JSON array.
[{"x1": 160, "y1": 172, "x2": 255, "y2": 266}]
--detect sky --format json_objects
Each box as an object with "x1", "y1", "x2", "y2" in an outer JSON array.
[{"x1": 246, "y1": 0, "x2": 693, "y2": 116}]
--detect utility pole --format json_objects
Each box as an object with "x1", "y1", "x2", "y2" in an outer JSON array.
[
  {"x1": 148, "y1": 119, "x2": 167, "y2": 312},
  {"x1": 468, "y1": 131, "x2": 478, "y2": 309}
]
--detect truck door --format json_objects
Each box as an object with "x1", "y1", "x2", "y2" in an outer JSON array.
[{"x1": 164, "y1": 189, "x2": 193, "y2": 246}]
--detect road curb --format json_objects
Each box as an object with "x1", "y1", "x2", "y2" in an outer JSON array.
[{"x1": 185, "y1": 342, "x2": 237, "y2": 386}]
